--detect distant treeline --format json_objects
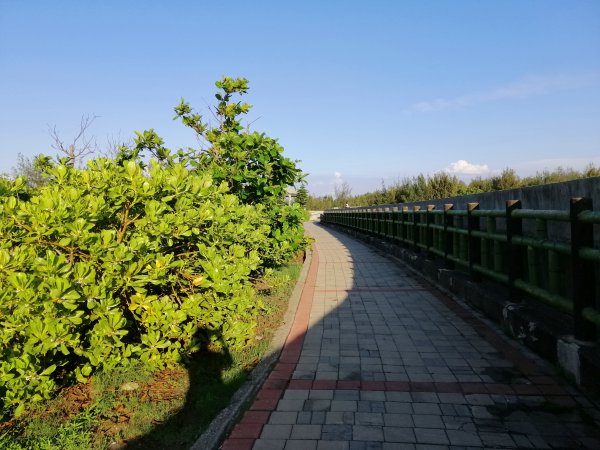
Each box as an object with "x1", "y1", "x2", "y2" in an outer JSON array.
[{"x1": 307, "y1": 164, "x2": 600, "y2": 210}]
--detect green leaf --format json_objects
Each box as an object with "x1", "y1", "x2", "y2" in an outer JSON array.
[{"x1": 40, "y1": 364, "x2": 57, "y2": 376}]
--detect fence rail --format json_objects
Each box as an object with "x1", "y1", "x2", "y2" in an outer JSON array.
[{"x1": 321, "y1": 198, "x2": 600, "y2": 342}]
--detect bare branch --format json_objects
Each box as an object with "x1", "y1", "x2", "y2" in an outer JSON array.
[
  {"x1": 245, "y1": 115, "x2": 262, "y2": 132},
  {"x1": 101, "y1": 131, "x2": 132, "y2": 159},
  {"x1": 48, "y1": 114, "x2": 99, "y2": 167}
]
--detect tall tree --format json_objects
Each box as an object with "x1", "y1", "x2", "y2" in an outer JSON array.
[
  {"x1": 334, "y1": 181, "x2": 352, "y2": 207},
  {"x1": 11, "y1": 153, "x2": 51, "y2": 188},
  {"x1": 295, "y1": 185, "x2": 309, "y2": 207}
]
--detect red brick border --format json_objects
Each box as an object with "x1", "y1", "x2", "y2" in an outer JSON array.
[{"x1": 221, "y1": 245, "x2": 320, "y2": 449}]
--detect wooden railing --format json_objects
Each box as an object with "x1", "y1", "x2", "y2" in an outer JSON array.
[{"x1": 321, "y1": 198, "x2": 600, "y2": 342}]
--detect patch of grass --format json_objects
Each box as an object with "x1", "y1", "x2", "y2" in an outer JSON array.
[
  {"x1": 0, "y1": 259, "x2": 304, "y2": 450},
  {"x1": 0, "y1": 406, "x2": 97, "y2": 450}
]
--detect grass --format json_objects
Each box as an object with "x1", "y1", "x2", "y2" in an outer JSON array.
[{"x1": 0, "y1": 259, "x2": 304, "y2": 450}]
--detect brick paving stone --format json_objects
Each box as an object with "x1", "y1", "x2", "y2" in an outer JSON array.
[
  {"x1": 349, "y1": 442, "x2": 383, "y2": 450},
  {"x1": 277, "y1": 399, "x2": 305, "y2": 412},
  {"x1": 527, "y1": 434, "x2": 551, "y2": 449},
  {"x1": 334, "y1": 390, "x2": 361, "y2": 400},
  {"x1": 370, "y1": 401, "x2": 387, "y2": 413},
  {"x1": 413, "y1": 446, "x2": 449, "y2": 450},
  {"x1": 385, "y1": 402, "x2": 412, "y2": 414},
  {"x1": 383, "y1": 413, "x2": 414, "y2": 428},
  {"x1": 253, "y1": 439, "x2": 287, "y2": 450},
  {"x1": 437, "y1": 393, "x2": 466, "y2": 404},
  {"x1": 355, "y1": 412, "x2": 384, "y2": 426},
  {"x1": 285, "y1": 440, "x2": 317, "y2": 450},
  {"x1": 361, "y1": 391, "x2": 387, "y2": 401},
  {"x1": 331, "y1": 400, "x2": 358, "y2": 412},
  {"x1": 311, "y1": 390, "x2": 336, "y2": 399},
  {"x1": 290, "y1": 424, "x2": 322, "y2": 439},
  {"x1": 353, "y1": 425, "x2": 384, "y2": 441},
  {"x1": 317, "y1": 441, "x2": 350, "y2": 450},
  {"x1": 305, "y1": 399, "x2": 333, "y2": 411},
  {"x1": 383, "y1": 426, "x2": 416, "y2": 443},
  {"x1": 412, "y1": 403, "x2": 441, "y2": 415},
  {"x1": 385, "y1": 392, "x2": 412, "y2": 402},
  {"x1": 445, "y1": 429, "x2": 481, "y2": 446},
  {"x1": 412, "y1": 415, "x2": 444, "y2": 429},
  {"x1": 410, "y1": 392, "x2": 439, "y2": 403},
  {"x1": 296, "y1": 411, "x2": 312, "y2": 424},
  {"x1": 261, "y1": 424, "x2": 292, "y2": 440},
  {"x1": 322, "y1": 424, "x2": 354, "y2": 440},
  {"x1": 478, "y1": 431, "x2": 516, "y2": 447},
  {"x1": 326, "y1": 411, "x2": 355, "y2": 425},
  {"x1": 414, "y1": 428, "x2": 449, "y2": 445},
  {"x1": 464, "y1": 394, "x2": 493, "y2": 406},
  {"x1": 284, "y1": 390, "x2": 310, "y2": 400},
  {"x1": 269, "y1": 412, "x2": 298, "y2": 425},
  {"x1": 382, "y1": 444, "x2": 415, "y2": 450}
]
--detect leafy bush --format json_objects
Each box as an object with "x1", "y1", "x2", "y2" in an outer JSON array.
[{"x1": 0, "y1": 158, "x2": 273, "y2": 414}]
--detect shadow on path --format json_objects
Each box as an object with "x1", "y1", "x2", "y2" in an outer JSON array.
[{"x1": 222, "y1": 221, "x2": 600, "y2": 449}]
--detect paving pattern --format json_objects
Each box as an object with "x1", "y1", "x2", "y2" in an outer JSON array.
[{"x1": 221, "y1": 222, "x2": 600, "y2": 449}]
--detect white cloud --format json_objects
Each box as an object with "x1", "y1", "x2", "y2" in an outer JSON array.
[
  {"x1": 410, "y1": 72, "x2": 600, "y2": 113},
  {"x1": 444, "y1": 159, "x2": 490, "y2": 175}
]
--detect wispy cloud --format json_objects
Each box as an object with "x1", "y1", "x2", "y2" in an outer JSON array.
[
  {"x1": 444, "y1": 159, "x2": 490, "y2": 175},
  {"x1": 410, "y1": 72, "x2": 600, "y2": 113}
]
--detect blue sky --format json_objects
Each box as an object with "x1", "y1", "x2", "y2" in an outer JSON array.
[{"x1": 1, "y1": 1, "x2": 599, "y2": 195}]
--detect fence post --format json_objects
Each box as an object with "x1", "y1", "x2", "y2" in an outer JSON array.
[
  {"x1": 570, "y1": 197, "x2": 596, "y2": 341},
  {"x1": 413, "y1": 205, "x2": 421, "y2": 251},
  {"x1": 426, "y1": 205, "x2": 435, "y2": 258},
  {"x1": 467, "y1": 202, "x2": 481, "y2": 282},
  {"x1": 401, "y1": 206, "x2": 409, "y2": 247},
  {"x1": 443, "y1": 204, "x2": 454, "y2": 269},
  {"x1": 506, "y1": 200, "x2": 523, "y2": 302},
  {"x1": 383, "y1": 208, "x2": 390, "y2": 238}
]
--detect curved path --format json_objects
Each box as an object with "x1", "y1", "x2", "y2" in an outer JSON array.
[{"x1": 222, "y1": 222, "x2": 600, "y2": 449}]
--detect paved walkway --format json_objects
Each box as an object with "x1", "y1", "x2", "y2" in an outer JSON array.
[{"x1": 222, "y1": 223, "x2": 600, "y2": 449}]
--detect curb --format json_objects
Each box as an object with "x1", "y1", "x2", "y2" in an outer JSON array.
[{"x1": 190, "y1": 246, "x2": 313, "y2": 450}]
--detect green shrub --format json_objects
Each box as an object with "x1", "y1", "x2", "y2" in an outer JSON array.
[{"x1": 0, "y1": 159, "x2": 269, "y2": 415}]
